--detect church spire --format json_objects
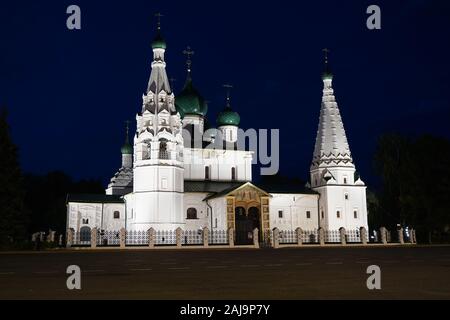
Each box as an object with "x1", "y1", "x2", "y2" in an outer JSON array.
[
  {"x1": 146, "y1": 13, "x2": 171, "y2": 97},
  {"x1": 311, "y1": 49, "x2": 353, "y2": 169}
]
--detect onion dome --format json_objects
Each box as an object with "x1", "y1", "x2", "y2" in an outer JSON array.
[
  {"x1": 121, "y1": 142, "x2": 133, "y2": 155},
  {"x1": 217, "y1": 98, "x2": 240, "y2": 127},
  {"x1": 152, "y1": 32, "x2": 167, "y2": 50},
  {"x1": 175, "y1": 77, "x2": 208, "y2": 117}
]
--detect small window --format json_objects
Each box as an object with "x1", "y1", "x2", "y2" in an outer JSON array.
[
  {"x1": 354, "y1": 210, "x2": 358, "y2": 219},
  {"x1": 205, "y1": 166, "x2": 210, "y2": 180},
  {"x1": 345, "y1": 194, "x2": 349, "y2": 200},
  {"x1": 187, "y1": 208, "x2": 197, "y2": 220},
  {"x1": 231, "y1": 167, "x2": 236, "y2": 181},
  {"x1": 337, "y1": 211, "x2": 341, "y2": 219},
  {"x1": 321, "y1": 211, "x2": 324, "y2": 219},
  {"x1": 344, "y1": 177, "x2": 348, "y2": 184},
  {"x1": 114, "y1": 211, "x2": 120, "y2": 219},
  {"x1": 278, "y1": 210, "x2": 283, "y2": 218},
  {"x1": 306, "y1": 211, "x2": 311, "y2": 219},
  {"x1": 82, "y1": 218, "x2": 89, "y2": 225}
]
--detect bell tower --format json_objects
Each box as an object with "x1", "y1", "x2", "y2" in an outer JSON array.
[
  {"x1": 131, "y1": 15, "x2": 185, "y2": 231},
  {"x1": 310, "y1": 49, "x2": 368, "y2": 231}
]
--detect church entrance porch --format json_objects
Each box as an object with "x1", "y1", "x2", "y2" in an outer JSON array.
[{"x1": 222, "y1": 182, "x2": 271, "y2": 245}]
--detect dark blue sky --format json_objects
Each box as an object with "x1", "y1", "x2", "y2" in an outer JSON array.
[{"x1": 1, "y1": 0, "x2": 449, "y2": 188}]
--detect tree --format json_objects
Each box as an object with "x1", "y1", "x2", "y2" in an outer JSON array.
[
  {"x1": 374, "y1": 133, "x2": 450, "y2": 243},
  {"x1": 0, "y1": 108, "x2": 28, "y2": 246},
  {"x1": 24, "y1": 172, "x2": 104, "y2": 234}
]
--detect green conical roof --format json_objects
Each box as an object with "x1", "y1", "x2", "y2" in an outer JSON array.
[{"x1": 175, "y1": 77, "x2": 208, "y2": 117}]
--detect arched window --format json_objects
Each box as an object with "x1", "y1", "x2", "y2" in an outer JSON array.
[
  {"x1": 159, "y1": 139, "x2": 168, "y2": 159},
  {"x1": 205, "y1": 166, "x2": 210, "y2": 180},
  {"x1": 187, "y1": 208, "x2": 197, "y2": 220},
  {"x1": 114, "y1": 211, "x2": 120, "y2": 219},
  {"x1": 231, "y1": 167, "x2": 236, "y2": 181}
]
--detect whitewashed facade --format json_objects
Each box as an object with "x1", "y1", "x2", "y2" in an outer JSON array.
[{"x1": 66, "y1": 26, "x2": 368, "y2": 243}]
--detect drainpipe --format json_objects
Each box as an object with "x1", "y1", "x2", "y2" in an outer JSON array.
[
  {"x1": 206, "y1": 199, "x2": 213, "y2": 230},
  {"x1": 317, "y1": 193, "x2": 321, "y2": 230}
]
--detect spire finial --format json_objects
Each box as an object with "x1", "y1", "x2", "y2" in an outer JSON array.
[
  {"x1": 182, "y1": 46, "x2": 195, "y2": 74},
  {"x1": 322, "y1": 48, "x2": 330, "y2": 65},
  {"x1": 155, "y1": 12, "x2": 163, "y2": 30},
  {"x1": 125, "y1": 120, "x2": 130, "y2": 142},
  {"x1": 322, "y1": 48, "x2": 333, "y2": 80},
  {"x1": 223, "y1": 84, "x2": 233, "y2": 107}
]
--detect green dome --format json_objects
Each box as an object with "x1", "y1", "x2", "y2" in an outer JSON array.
[
  {"x1": 175, "y1": 78, "x2": 208, "y2": 117},
  {"x1": 217, "y1": 106, "x2": 240, "y2": 127},
  {"x1": 322, "y1": 70, "x2": 333, "y2": 80},
  {"x1": 152, "y1": 32, "x2": 166, "y2": 49},
  {"x1": 121, "y1": 142, "x2": 133, "y2": 155}
]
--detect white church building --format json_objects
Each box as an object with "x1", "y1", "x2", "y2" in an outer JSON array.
[{"x1": 66, "y1": 24, "x2": 368, "y2": 245}]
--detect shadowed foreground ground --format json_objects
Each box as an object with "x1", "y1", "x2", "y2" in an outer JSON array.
[{"x1": 0, "y1": 246, "x2": 449, "y2": 299}]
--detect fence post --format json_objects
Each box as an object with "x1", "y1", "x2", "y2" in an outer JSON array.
[
  {"x1": 120, "y1": 228, "x2": 126, "y2": 249},
  {"x1": 398, "y1": 228, "x2": 404, "y2": 244},
  {"x1": 296, "y1": 227, "x2": 303, "y2": 246},
  {"x1": 411, "y1": 229, "x2": 417, "y2": 244},
  {"x1": 380, "y1": 227, "x2": 387, "y2": 244},
  {"x1": 253, "y1": 228, "x2": 259, "y2": 248},
  {"x1": 66, "y1": 228, "x2": 74, "y2": 248},
  {"x1": 203, "y1": 227, "x2": 209, "y2": 247},
  {"x1": 318, "y1": 228, "x2": 325, "y2": 246},
  {"x1": 272, "y1": 228, "x2": 280, "y2": 249},
  {"x1": 91, "y1": 227, "x2": 97, "y2": 249},
  {"x1": 228, "y1": 228, "x2": 235, "y2": 248},
  {"x1": 360, "y1": 227, "x2": 368, "y2": 245},
  {"x1": 339, "y1": 228, "x2": 346, "y2": 246},
  {"x1": 148, "y1": 228, "x2": 155, "y2": 248},
  {"x1": 176, "y1": 228, "x2": 183, "y2": 248}
]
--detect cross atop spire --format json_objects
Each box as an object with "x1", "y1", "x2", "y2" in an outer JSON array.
[
  {"x1": 322, "y1": 48, "x2": 330, "y2": 65},
  {"x1": 183, "y1": 46, "x2": 195, "y2": 74},
  {"x1": 124, "y1": 120, "x2": 130, "y2": 142},
  {"x1": 155, "y1": 12, "x2": 163, "y2": 30},
  {"x1": 322, "y1": 48, "x2": 333, "y2": 80},
  {"x1": 223, "y1": 84, "x2": 233, "y2": 107}
]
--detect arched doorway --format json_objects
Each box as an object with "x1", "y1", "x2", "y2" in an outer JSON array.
[
  {"x1": 80, "y1": 226, "x2": 91, "y2": 242},
  {"x1": 235, "y1": 206, "x2": 260, "y2": 245}
]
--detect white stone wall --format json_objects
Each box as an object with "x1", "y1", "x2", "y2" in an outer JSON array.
[
  {"x1": 132, "y1": 165, "x2": 185, "y2": 231},
  {"x1": 183, "y1": 148, "x2": 253, "y2": 182},
  {"x1": 183, "y1": 192, "x2": 209, "y2": 231},
  {"x1": 269, "y1": 194, "x2": 320, "y2": 231},
  {"x1": 208, "y1": 197, "x2": 228, "y2": 230},
  {"x1": 315, "y1": 185, "x2": 368, "y2": 231},
  {"x1": 67, "y1": 202, "x2": 126, "y2": 232}
]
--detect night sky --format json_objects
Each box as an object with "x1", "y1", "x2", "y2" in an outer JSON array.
[{"x1": 1, "y1": 0, "x2": 450, "y2": 188}]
